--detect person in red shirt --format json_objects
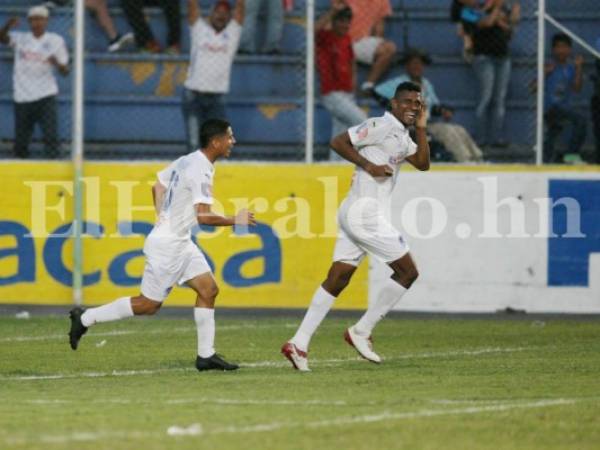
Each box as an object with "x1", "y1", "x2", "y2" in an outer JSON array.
[{"x1": 316, "y1": 5, "x2": 367, "y2": 160}]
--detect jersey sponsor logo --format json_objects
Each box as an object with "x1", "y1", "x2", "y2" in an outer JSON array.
[{"x1": 388, "y1": 153, "x2": 404, "y2": 165}]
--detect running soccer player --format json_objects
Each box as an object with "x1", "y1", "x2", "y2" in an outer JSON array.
[
  {"x1": 68, "y1": 119, "x2": 255, "y2": 372},
  {"x1": 282, "y1": 81, "x2": 430, "y2": 371}
]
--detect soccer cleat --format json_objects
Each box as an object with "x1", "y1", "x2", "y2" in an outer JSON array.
[
  {"x1": 196, "y1": 354, "x2": 239, "y2": 372},
  {"x1": 68, "y1": 307, "x2": 88, "y2": 350},
  {"x1": 281, "y1": 342, "x2": 310, "y2": 372},
  {"x1": 344, "y1": 326, "x2": 381, "y2": 363}
]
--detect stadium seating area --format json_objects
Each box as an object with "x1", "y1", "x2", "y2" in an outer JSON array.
[{"x1": 0, "y1": 0, "x2": 598, "y2": 160}]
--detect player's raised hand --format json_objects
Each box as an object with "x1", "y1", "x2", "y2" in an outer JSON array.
[
  {"x1": 365, "y1": 162, "x2": 393, "y2": 178},
  {"x1": 235, "y1": 209, "x2": 256, "y2": 226},
  {"x1": 416, "y1": 101, "x2": 428, "y2": 128}
]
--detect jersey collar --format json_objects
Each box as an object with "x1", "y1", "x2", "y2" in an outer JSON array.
[{"x1": 383, "y1": 111, "x2": 407, "y2": 131}]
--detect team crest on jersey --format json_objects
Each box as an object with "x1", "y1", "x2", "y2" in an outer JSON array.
[{"x1": 356, "y1": 122, "x2": 369, "y2": 140}]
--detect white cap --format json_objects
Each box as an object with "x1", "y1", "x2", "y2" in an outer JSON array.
[{"x1": 28, "y1": 5, "x2": 50, "y2": 19}]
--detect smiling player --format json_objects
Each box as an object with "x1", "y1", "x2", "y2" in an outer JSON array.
[
  {"x1": 68, "y1": 119, "x2": 255, "y2": 372},
  {"x1": 282, "y1": 81, "x2": 430, "y2": 371}
]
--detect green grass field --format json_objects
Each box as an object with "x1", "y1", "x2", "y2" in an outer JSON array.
[{"x1": 1, "y1": 313, "x2": 600, "y2": 450}]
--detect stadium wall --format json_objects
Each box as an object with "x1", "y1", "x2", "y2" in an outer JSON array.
[
  {"x1": 1, "y1": 163, "x2": 598, "y2": 312},
  {"x1": 372, "y1": 167, "x2": 600, "y2": 313}
]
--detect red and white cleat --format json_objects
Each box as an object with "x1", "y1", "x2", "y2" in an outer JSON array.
[
  {"x1": 281, "y1": 342, "x2": 310, "y2": 372},
  {"x1": 344, "y1": 326, "x2": 381, "y2": 363}
]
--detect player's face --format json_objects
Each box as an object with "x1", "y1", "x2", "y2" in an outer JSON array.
[
  {"x1": 391, "y1": 91, "x2": 423, "y2": 127},
  {"x1": 28, "y1": 16, "x2": 48, "y2": 36},
  {"x1": 210, "y1": 6, "x2": 231, "y2": 31},
  {"x1": 215, "y1": 127, "x2": 235, "y2": 158}
]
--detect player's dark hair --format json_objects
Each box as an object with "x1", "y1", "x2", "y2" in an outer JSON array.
[
  {"x1": 394, "y1": 81, "x2": 422, "y2": 98},
  {"x1": 332, "y1": 7, "x2": 353, "y2": 22},
  {"x1": 552, "y1": 33, "x2": 572, "y2": 48},
  {"x1": 200, "y1": 119, "x2": 231, "y2": 148}
]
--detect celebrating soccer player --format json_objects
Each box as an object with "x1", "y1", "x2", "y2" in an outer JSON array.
[
  {"x1": 68, "y1": 119, "x2": 255, "y2": 372},
  {"x1": 282, "y1": 82, "x2": 430, "y2": 371}
]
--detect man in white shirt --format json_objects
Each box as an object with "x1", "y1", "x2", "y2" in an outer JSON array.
[
  {"x1": 68, "y1": 119, "x2": 255, "y2": 372},
  {"x1": 282, "y1": 81, "x2": 430, "y2": 371},
  {"x1": 0, "y1": 6, "x2": 69, "y2": 158},
  {"x1": 182, "y1": 0, "x2": 245, "y2": 151}
]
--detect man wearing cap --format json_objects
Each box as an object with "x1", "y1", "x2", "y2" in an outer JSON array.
[
  {"x1": 316, "y1": 3, "x2": 367, "y2": 160},
  {"x1": 0, "y1": 6, "x2": 69, "y2": 159},
  {"x1": 182, "y1": 0, "x2": 245, "y2": 151},
  {"x1": 375, "y1": 48, "x2": 483, "y2": 162}
]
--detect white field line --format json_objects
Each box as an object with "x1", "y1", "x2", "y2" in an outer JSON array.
[
  {"x1": 0, "y1": 346, "x2": 535, "y2": 381},
  {"x1": 0, "y1": 323, "x2": 298, "y2": 343},
  {"x1": 3, "y1": 398, "x2": 584, "y2": 445},
  {"x1": 24, "y1": 397, "x2": 350, "y2": 407}
]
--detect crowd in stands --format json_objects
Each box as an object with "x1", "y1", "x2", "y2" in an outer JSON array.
[{"x1": 0, "y1": 0, "x2": 599, "y2": 163}]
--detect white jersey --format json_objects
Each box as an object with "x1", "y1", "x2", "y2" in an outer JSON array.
[
  {"x1": 9, "y1": 31, "x2": 69, "y2": 103},
  {"x1": 184, "y1": 18, "x2": 242, "y2": 93},
  {"x1": 150, "y1": 150, "x2": 214, "y2": 242},
  {"x1": 346, "y1": 112, "x2": 417, "y2": 204}
]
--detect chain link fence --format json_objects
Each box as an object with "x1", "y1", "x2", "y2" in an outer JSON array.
[
  {"x1": 0, "y1": 0, "x2": 598, "y2": 163},
  {"x1": 0, "y1": 1, "x2": 73, "y2": 159}
]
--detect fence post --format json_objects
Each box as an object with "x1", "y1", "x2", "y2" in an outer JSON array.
[
  {"x1": 305, "y1": 0, "x2": 315, "y2": 163},
  {"x1": 535, "y1": 0, "x2": 546, "y2": 166},
  {"x1": 72, "y1": 0, "x2": 85, "y2": 305}
]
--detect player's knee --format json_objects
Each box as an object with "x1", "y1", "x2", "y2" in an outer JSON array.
[
  {"x1": 199, "y1": 283, "x2": 219, "y2": 302},
  {"x1": 403, "y1": 267, "x2": 419, "y2": 287},
  {"x1": 142, "y1": 299, "x2": 162, "y2": 315}
]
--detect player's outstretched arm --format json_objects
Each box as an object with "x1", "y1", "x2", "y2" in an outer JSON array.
[
  {"x1": 406, "y1": 104, "x2": 430, "y2": 171},
  {"x1": 195, "y1": 203, "x2": 256, "y2": 227},
  {"x1": 330, "y1": 132, "x2": 393, "y2": 177}
]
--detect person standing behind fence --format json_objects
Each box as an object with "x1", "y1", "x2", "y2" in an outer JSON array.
[
  {"x1": 544, "y1": 33, "x2": 586, "y2": 164},
  {"x1": 182, "y1": 0, "x2": 245, "y2": 151},
  {"x1": 464, "y1": 0, "x2": 520, "y2": 147},
  {"x1": 239, "y1": 0, "x2": 283, "y2": 54},
  {"x1": 120, "y1": 0, "x2": 181, "y2": 53},
  {"x1": 0, "y1": 6, "x2": 69, "y2": 159},
  {"x1": 344, "y1": 0, "x2": 396, "y2": 95},
  {"x1": 316, "y1": 4, "x2": 367, "y2": 161}
]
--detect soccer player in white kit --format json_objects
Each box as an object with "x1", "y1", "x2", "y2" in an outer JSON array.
[
  {"x1": 68, "y1": 119, "x2": 255, "y2": 372},
  {"x1": 282, "y1": 81, "x2": 430, "y2": 371}
]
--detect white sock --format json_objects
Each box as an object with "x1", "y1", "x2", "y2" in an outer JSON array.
[
  {"x1": 354, "y1": 278, "x2": 407, "y2": 336},
  {"x1": 80, "y1": 297, "x2": 134, "y2": 327},
  {"x1": 290, "y1": 286, "x2": 336, "y2": 352},
  {"x1": 194, "y1": 308, "x2": 215, "y2": 358}
]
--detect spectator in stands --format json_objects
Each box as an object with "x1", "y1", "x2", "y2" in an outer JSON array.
[
  {"x1": 344, "y1": 0, "x2": 396, "y2": 95},
  {"x1": 45, "y1": 0, "x2": 134, "y2": 52},
  {"x1": 544, "y1": 33, "x2": 586, "y2": 163},
  {"x1": 591, "y1": 37, "x2": 600, "y2": 164},
  {"x1": 375, "y1": 49, "x2": 482, "y2": 162},
  {"x1": 239, "y1": 0, "x2": 283, "y2": 54},
  {"x1": 316, "y1": 5, "x2": 367, "y2": 161},
  {"x1": 121, "y1": 0, "x2": 181, "y2": 53},
  {"x1": 0, "y1": 6, "x2": 69, "y2": 159},
  {"x1": 182, "y1": 0, "x2": 245, "y2": 151},
  {"x1": 462, "y1": 0, "x2": 520, "y2": 147}
]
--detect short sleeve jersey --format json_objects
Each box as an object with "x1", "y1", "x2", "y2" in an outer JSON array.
[
  {"x1": 9, "y1": 31, "x2": 69, "y2": 103},
  {"x1": 347, "y1": 112, "x2": 417, "y2": 202},
  {"x1": 545, "y1": 63, "x2": 576, "y2": 110},
  {"x1": 154, "y1": 151, "x2": 214, "y2": 239},
  {"x1": 184, "y1": 18, "x2": 242, "y2": 93}
]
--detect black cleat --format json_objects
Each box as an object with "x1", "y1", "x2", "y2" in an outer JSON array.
[
  {"x1": 68, "y1": 307, "x2": 88, "y2": 350},
  {"x1": 195, "y1": 354, "x2": 239, "y2": 372}
]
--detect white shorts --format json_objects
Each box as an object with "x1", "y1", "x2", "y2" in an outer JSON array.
[
  {"x1": 353, "y1": 36, "x2": 384, "y2": 65},
  {"x1": 141, "y1": 237, "x2": 212, "y2": 302},
  {"x1": 332, "y1": 198, "x2": 409, "y2": 266}
]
